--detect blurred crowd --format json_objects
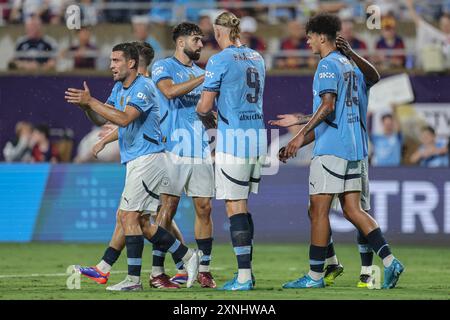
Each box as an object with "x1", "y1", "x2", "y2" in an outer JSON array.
[{"x1": 1, "y1": 0, "x2": 450, "y2": 72}]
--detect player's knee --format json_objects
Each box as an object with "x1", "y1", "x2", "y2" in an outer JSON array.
[
  {"x1": 120, "y1": 211, "x2": 140, "y2": 227},
  {"x1": 195, "y1": 201, "x2": 212, "y2": 220}
]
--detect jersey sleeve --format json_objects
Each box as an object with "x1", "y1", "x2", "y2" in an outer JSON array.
[
  {"x1": 203, "y1": 54, "x2": 226, "y2": 92},
  {"x1": 127, "y1": 81, "x2": 153, "y2": 114},
  {"x1": 317, "y1": 59, "x2": 339, "y2": 97},
  {"x1": 151, "y1": 60, "x2": 172, "y2": 84}
]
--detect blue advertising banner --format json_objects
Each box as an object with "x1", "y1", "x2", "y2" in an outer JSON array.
[{"x1": 0, "y1": 164, "x2": 449, "y2": 244}]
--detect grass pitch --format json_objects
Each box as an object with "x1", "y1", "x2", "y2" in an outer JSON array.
[{"x1": 0, "y1": 243, "x2": 448, "y2": 300}]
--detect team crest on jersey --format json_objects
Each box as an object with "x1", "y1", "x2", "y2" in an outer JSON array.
[
  {"x1": 188, "y1": 73, "x2": 195, "y2": 80},
  {"x1": 162, "y1": 177, "x2": 170, "y2": 187}
]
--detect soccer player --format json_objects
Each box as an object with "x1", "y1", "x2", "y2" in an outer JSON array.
[
  {"x1": 196, "y1": 12, "x2": 267, "y2": 291},
  {"x1": 74, "y1": 42, "x2": 185, "y2": 290},
  {"x1": 276, "y1": 13, "x2": 403, "y2": 289},
  {"x1": 150, "y1": 22, "x2": 217, "y2": 288},
  {"x1": 269, "y1": 35, "x2": 381, "y2": 288},
  {"x1": 65, "y1": 42, "x2": 200, "y2": 291}
]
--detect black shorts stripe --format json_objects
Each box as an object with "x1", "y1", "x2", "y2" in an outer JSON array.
[
  {"x1": 321, "y1": 164, "x2": 361, "y2": 180},
  {"x1": 143, "y1": 134, "x2": 159, "y2": 145},
  {"x1": 249, "y1": 177, "x2": 261, "y2": 183},
  {"x1": 142, "y1": 181, "x2": 160, "y2": 200},
  {"x1": 221, "y1": 169, "x2": 249, "y2": 187},
  {"x1": 218, "y1": 109, "x2": 229, "y2": 125}
]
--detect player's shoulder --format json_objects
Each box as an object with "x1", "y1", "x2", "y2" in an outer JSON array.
[
  {"x1": 135, "y1": 75, "x2": 153, "y2": 92},
  {"x1": 151, "y1": 57, "x2": 173, "y2": 72}
]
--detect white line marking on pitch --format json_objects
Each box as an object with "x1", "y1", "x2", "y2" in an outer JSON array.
[{"x1": 0, "y1": 267, "x2": 225, "y2": 279}]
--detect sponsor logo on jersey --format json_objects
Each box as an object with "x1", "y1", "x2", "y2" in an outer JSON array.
[{"x1": 319, "y1": 72, "x2": 336, "y2": 79}]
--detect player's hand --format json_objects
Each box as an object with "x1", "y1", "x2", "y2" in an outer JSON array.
[
  {"x1": 268, "y1": 114, "x2": 299, "y2": 127},
  {"x1": 92, "y1": 140, "x2": 105, "y2": 159},
  {"x1": 65, "y1": 81, "x2": 92, "y2": 109},
  {"x1": 284, "y1": 134, "x2": 304, "y2": 159},
  {"x1": 278, "y1": 147, "x2": 289, "y2": 163},
  {"x1": 336, "y1": 35, "x2": 353, "y2": 58}
]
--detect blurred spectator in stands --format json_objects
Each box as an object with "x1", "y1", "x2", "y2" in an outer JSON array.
[
  {"x1": 132, "y1": 15, "x2": 163, "y2": 62},
  {"x1": 0, "y1": 0, "x2": 11, "y2": 22},
  {"x1": 240, "y1": 16, "x2": 266, "y2": 52},
  {"x1": 149, "y1": 0, "x2": 215, "y2": 24},
  {"x1": 10, "y1": 15, "x2": 57, "y2": 71},
  {"x1": 371, "y1": 112, "x2": 403, "y2": 166},
  {"x1": 60, "y1": 27, "x2": 97, "y2": 69},
  {"x1": 10, "y1": 0, "x2": 66, "y2": 24},
  {"x1": 339, "y1": 10, "x2": 368, "y2": 57},
  {"x1": 258, "y1": 0, "x2": 297, "y2": 23},
  {"x1": 104, "y1": 0, "x2": 131, "y2": 23},
  {"x1": 275, "y1": 19, "x2": 315, "y2": 69},
  {"x1": 74, "y1": 125, "x2": 120, "y2": 163},
  {"x1": 79, "y1": 0, "x2": 99, "y2": 26},
  {"x1": 29, "y1": 124, "x2": 59, "y2": 163},
  {"x1": 2, "y1": 121, "x2": 33, "y2": 162},
  {"x1": 197, "y1": 13, "x2": 219, "y2": 68},
  {"x1": 410, "y1": 126, "x2": 449, "y2": 167},
  {"x1": 406, "y1": 0, "x2": 450, "y2": 71},
  {"x1": 374, "y1": 15, "x2": 406, "y2": 69},
  {"x1": 369, "y1": 0, "x2": 402, "y2": 17}
]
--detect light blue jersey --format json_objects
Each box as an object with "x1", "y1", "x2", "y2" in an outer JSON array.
[
  {"x1": 203, "y1": 45, "x2": 267, "y2": 158},
  {"x1": 312, "y1": 51, "x2": 365, "y2": 161},
  {"x1": 151, "y1": 57, "x2": 208, "y2": 158},
  {"x1": 106, "y1": 74, "x2": 164, "y2": 164}
]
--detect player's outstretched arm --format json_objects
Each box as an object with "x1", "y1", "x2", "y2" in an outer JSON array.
[
  {"x1": 157, "y1": 75, "x2": 205, "y2": 100},
  {"x1": 196, "y1": 90, "x2": 218, "y2": 130},
  {"x1": 65, "y1": 82, "x2": 140, "y2": 127},
  {"x1": 336, "y1": 35, "x2": 380, "y2": 85},
  {"x1": 92, "y1": 127, "x2": 118, "y2": 159},
  {"x1": 268, "y1": 113, "x2": 313, "y2": 127},
  {"x1": 282, "y1": 93, "x2": 335, "y2": 159},
  {"x1": 84, "y1": 109, "x2": 107, "y2": 127}
]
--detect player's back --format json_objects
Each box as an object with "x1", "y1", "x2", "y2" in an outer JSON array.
[
  {"x1": 312, "y1": 51, "x2": 365, "y2": 161},
  {"x1": 204, "y1": 45, "x2": 266, "y2": 158},
  {"x1": 112, "y1": 74, "x2": 164, "y2": 164}
]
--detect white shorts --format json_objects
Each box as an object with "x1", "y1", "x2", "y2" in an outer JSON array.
[
  {"x1": 159, "y1": 152, "x2": 215, "y2": 198},
  {"x1": 329, "y1": 157, "x2": 370, "y2": 211},
  {"x1": 309, "y1": 155, "x2": 362, "y2": 195},
  {"x1": 119, "y1": 153, "x2": 167, "y2": 214},
  {"x1": 215, "y1": 152, "x2": 264, "y2": 200}
]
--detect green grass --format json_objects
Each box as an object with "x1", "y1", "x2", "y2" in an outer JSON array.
[{"x1": 0, "y1": 243, "x2": 449, "y2": 300}]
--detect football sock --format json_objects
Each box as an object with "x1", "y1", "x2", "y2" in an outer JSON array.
[
  {"x1": 97, "y1": 246, "x2": 120, "y2": 273},
  {"x1": 151, "y1": 243, "x2": 167, "y2": 277},
  {"x1": 172, "y1": 254, "x2": 186, "y2": 274},
  {"x1": 366, "y1": 228, "x2": 394, "y2": 267},
  {"x1": 125, "y1": 235, "x2": 144, "y2": 279},
  {"x1": 247, "y1": 212, "x2": 254, "y2": 262},
  {"x1": 196, "y1": 237, "x2": 213, "y2": 273},
  {"x1": 325, "y1": 232, "x2": 339, "y2": 266},
  {"x1": 149, "y1": 226, "x2": 189, "y2": 262},
  {"x1": 230, "y1": 213, "x2": 252, "y2": 283},
  {"x1": 308, "y1": 244, "x2": 327, "y2": 280},
  {"x1": 357, "y1": 230, "x2": 373, "y2": 274}
]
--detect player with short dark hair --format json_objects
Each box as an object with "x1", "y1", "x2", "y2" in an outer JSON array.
[
  {"x1": 197, "y1": 12, "x2": 267, "y2": 291},
  {"x1": 65, "y1": 42, "x2": 201, "y2": 291},
  {"x1": 73, "y1": 42, "x2": 186, "y2": 290},
  {"x1": 150, "y1": 22, "x2": 217, "y2": 288},
  {"x1": 277, "y1": 13, "x2": 404, "y2": 289}
]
